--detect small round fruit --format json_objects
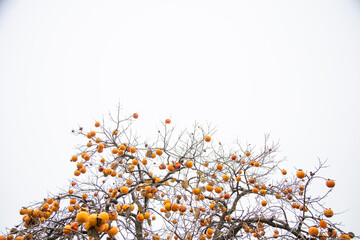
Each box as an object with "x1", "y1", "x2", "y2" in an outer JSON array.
[
  {"x1": 137, "y1": 213, "x2": 144, "y2": 222},
  {"x1": 63, "y1": 225, "x2": 72, "y2": 235},
  {"x1": 326, "y1": 179, "x2": 335, "y2": 188},
  {"x1": 204, "y1": 136, "x2": 211, "y2": 142},
  {"x1": 296, "y1": 170, "x2": 306, "y2": 179},
  {"x1": 193, "y1": 188, "x2": 201, "y2": 195},
  {"x1": 76, "y1": 211, "x2": 89, "y2": 224},
  {"x1": 324, "y1": 208, "x2": 334, "y2": 218},
  {"x1": 308, "y1": 227, "x2": 319, "y2": 237}
]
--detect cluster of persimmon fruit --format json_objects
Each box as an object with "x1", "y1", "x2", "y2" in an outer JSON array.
[{"x1": 0, "y1": 112, "x2": 355, "y2": 240}]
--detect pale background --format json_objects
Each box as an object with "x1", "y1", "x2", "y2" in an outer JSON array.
[{"x1": 0, "y1": 0, "x2": 359, "y2": 235}]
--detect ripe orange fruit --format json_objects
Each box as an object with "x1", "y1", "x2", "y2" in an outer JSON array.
[
  {"x1": 296, "y1": 170, "x2": 306, "y2": 179},
  {"x1": 20, "y1": 209, "x2": 27, "y2": 215},
  {"x1": 126, "y1": 147, "x2": 134, "y2": 153},
  {"x1": 193, "y1": 188, "x2": 201, "y2": 195},
  {"x1": 133, "y1": 113, "x2": 139, "y2": 119},
  {"x1": 224, "y1": 193, "x2": 230, "y2": 199},
  {"x1": 171, "y1": 203, "x2": 179, "y2": 211},
  {"x1": 217, "y1": 164, "x2": 223, "y2": 171},
  {"x1": 308, "y1": 226, "x2": 319, "y2": 237},
  {"x1": 89, "y1": 131, "x2": 96, "y2": 137},
  {"x1": 132, "y1": 159, "x2": 139, "y2": 165},
  {"x1": 215, "y1": 187, "x2": 222, "y2": 194},
  {"x1": 76, "y1": 162, "x2": 83, "y2": 169},
  {"x1": 319, "y1": 234, "x2": 327, "y2": 240},
  {"x1": 167, "y1": 164, "x2": 175, "y2": 172},
  {"x1": 319, "y1": 220, "x2": 327, "y2": 229},
  {"x1": 71, "y1": 155, "x2": 78, "y2": 162},
  {"x1": 112, "y1": 148, "x2": 120, "y2": 154},
  {"x1": 324, "y1": 208, "x2": 334, "y2": 218},
  {"x1": 231, "y1": 155, "x2": 237, "y2": 160},
  {"x1": 120, "y1": 186, "x2": 129, "y2": 194},
  {"x1": 99, "y1": 212, "x2": 109, "y2": 224},
  {"x1": 76, "y1": 211, "x2": 88, "y2": 224},
  {"x1": 204, "y1": 136, "x2": 211, "y2": 142},
  {"x1": 95, "y1": 121, "x2": 100, "y2": 127},
  {"x1": 207, "y1": 228, "x2": 214, "y2": 235},
  {"x1": 245, "y1": 151, "x2": 250, "y2": 156},
  {"x1": 84, "y1": 154, "x2": 90, "y2": 161},
  {"x1": 164, "y1": 203, "x2": 172, "y2": 211},
  {"x1": 95, "y1": 223, "x2": 108, "y2": 232},
  {"x1": 328, "y1": 229, "x2": 337, "y2": 238},
  {"x1": 326, "y1": 179, "x2": 335, "y2": 188},
  {"x1": 281, "y1": 169, "x2": 287, "y2": 175},
  {"x1": 88, "y1": 214, "x2": 98, "y2": 227},
  {"x1": 107, "y1": 227, "x2": 118, "y2": 237},
  {"x1": 156, "y1": 149, "x2": 163, "y2": 156},
  {"x1": 261, "y1": 200, "x2": 267, "y2": 206},
  {"x1": 63, "y1": 225, "x2": 72, "y2": 234},
  {"x1": 165, "y1": 119, "x2": 171, "y2": 124},
  {"x1": 185, "y1": 161, "x2": 193, "y2": 168},
  {"x1": 143, "y1": 212, "x2": 150, "y2": 219},
  {"x1": 339, "y1": 234, "x2": 351, "y2": 239},
  {"x1": 105, "y1": 168, "x2": 112, "y2": 175},
  {"x1": 137, "y1": 213, "x2": 144, "y2": 222},
  {"x1": 222, "y1": 175, "x2": 229, "y2": 182},
  {"x1": 74, "y1": 170, "x2": 81, "y2": 176}
]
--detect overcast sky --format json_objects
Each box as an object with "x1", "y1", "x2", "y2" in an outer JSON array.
[{"x1": 0, "y1": 0, "x2": 359, "y2": 234}]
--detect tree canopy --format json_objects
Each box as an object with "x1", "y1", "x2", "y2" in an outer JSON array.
[{"x1": 1, "y1": 107, "x2": 356, "y2": 240}]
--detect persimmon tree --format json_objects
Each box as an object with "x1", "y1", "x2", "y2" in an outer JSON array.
[{"x1": 1, "y1": 107, "x2": 356, "y2": 240}]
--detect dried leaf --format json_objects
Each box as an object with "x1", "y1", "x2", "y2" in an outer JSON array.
[
  {"x1": 87, "y1": 227, "x2": 100, "y2": 239},
  {"x1": 126, "y1": 207, "x2": 131, "y2": 216},
  {"x1": 165, "y1": 211, "x2": 171, "y2": 219},
  {"x1": 183, "y1": 194, "x2": 188, "y2": 202},
  {"x1": 200, "y1": 187, "x2": 206, "y2": 193},
  {"x1": 194, "y1": 207, "x2": 200, "y2": 220},
  {"x1": 181, "y1": 180, "x2": 189, "y2": 189},
  {"x1": 242, "y1": 222, "x2": 249, "y2": 231},
  {"x1": 146, "y1": 218, "x2": 152, "y2": 226},
  {"x1": 96, "y1": 217, "x2": 102, "y2": 227},
  {"x1": 200, "y1": 176, "x2": 206, "y2": 183},
  {"x1": 147, "y1": 149, "x2": 153, "y2": 157}
]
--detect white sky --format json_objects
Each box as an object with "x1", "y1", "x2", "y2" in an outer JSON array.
[{"x1": 0, "y1": 0, "x2": 359, "y2": 235}]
